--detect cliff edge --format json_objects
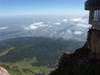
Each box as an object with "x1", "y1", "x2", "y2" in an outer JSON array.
[{"x1": 49, "y1": 29, "x2": 100, "y2": 75}]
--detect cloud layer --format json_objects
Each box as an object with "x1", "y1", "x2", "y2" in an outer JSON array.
[
  {"x1": 66, "y1": 29, "x2": 72, "y2": 34},
  {"x1": 0, "y1": 27, "x2": 8, "y2": 30},
  {"x1": 72, "y1": 18, "x2": 86, "y2": 22},
  {"x1": 63, "y1": 19, "x2": 67, "y2": 22},
  {"x1": 76, "y1": 23, "x2": 89, "y2": 28},
  {"x1": 74, "y1": 31, "x2": 82, "y2": 35},
  {"x1": 25, "y1": 22, "x2": 48, "y2": 30},
  {"x1": 54, "y1": 22, "x2": 61, "y2": 25}
]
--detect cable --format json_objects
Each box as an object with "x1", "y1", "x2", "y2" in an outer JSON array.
[
  {"x1": 52, "y1": 14, "x2": 89, "y2": 37},
  {"x1": 34, "y1": 14, "x2": 89, "y2": 45}
]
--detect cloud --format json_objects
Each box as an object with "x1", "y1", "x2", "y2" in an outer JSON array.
[
  {"x1": 74, "y1": 31, "x2": 82, "y2": 35},
  {"x1": 77, "y1": 23, "x2": 89, "y2": 28},
  {"x1": 72, "y1": 18, "x2": 86, "y2": 22},
  {"x1": 25, "y1": 22, "x2": 48, "y2": 30},
  {"x1": 0, "y1": 27, "x2": 8, "y2": 30},
  {"x1": 25, "y1": 25, "x2": 37, "y2": 29},
  {"x1": 66, "y1": 29, "x2": 72, "y2": 33},
  {"x1": 63, "y1": 19, "x2": 67, "y2": 22},
  {"x1": 54, "y1": 22, "x2": 61, "y2": 25}
]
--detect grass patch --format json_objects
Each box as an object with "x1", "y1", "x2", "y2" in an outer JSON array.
[
  {"x1": 0, "y1": 47, "x2": 15, "y2": 56},
  {"x1": 32, "y1": 66, "x2": 54, "y2": 75},
  {"x1": 0, "y1": 65, "x2": 35, "y2": 75},
  {"x1": 0, "y1": 57, "x2": 55, "y2": 75},
  {"x1": 0, "y1": 57, "x2": 38, "y2": 70}
]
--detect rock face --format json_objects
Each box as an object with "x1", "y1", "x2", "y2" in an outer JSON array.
[
  {"x1": 0, "y1": 67, "x2": 10, "y2": 75},
  {"x1": 73, "y1": 52, "x2": 97, "y2": 73},
  {"x1": 87, "y1": 29, "x2": 100, "y2": 60},
  {"x1": 49, "y1": 44, "x2": 98, "y2": 75}
]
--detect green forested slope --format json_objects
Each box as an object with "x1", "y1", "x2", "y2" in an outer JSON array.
[{"x1": 0, "y1": 37, "x2": 84, "y2": 75}]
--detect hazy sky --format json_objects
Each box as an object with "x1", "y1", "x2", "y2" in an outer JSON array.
[{"x1": 0, "y1": 0, "x2": 88, "y2": 16}]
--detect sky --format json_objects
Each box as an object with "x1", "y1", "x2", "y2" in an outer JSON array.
[{"x1": 0, "y1": 0, "x2": 88, "y2": 16}]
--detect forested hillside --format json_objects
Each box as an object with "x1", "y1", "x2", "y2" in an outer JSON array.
[{"x1": 0, "y1": 37, "x2": 85, "y2": 75}]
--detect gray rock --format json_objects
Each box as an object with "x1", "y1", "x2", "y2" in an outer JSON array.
[{"x1": 0, "y1": 67, "x2": 10, "y2": 75}]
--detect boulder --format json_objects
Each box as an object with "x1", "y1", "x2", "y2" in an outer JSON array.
[{"x1": 0, "y1": 67, "x2": 10, "y2": 75}]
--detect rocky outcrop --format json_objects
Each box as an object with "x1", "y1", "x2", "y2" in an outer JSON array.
[
  {"x1": 49, "y1": 29, "x2": 100, "y2": 75},
  {"x1": 49, "y1": 44, "x2": 99, "y2": 75},
  {"x1": 72, "y1": 29, "x2": 100, "y2": 72},
  {"x1": 0, "y1": 67, "x2": 10, "y2": 75},
  {"x1": 87, "y1": 29, "x2": 100, "y2": 60},
  {"x1": 73, "y1": 52, "x2": 97, "y2": 73}
]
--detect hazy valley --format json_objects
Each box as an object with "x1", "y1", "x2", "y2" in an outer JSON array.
[{"x1": 0, "y1": 15, "x2": 88, "y2": 75}]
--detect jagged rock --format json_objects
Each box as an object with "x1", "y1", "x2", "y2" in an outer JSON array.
[
  {"x1": 49, "y1": 40, "x2": 99, "y2": 75},
  {"x1": 0, "y1": 67, "x2": 10, "y2": 75},
  {"x1": 60, "y1": 58, "x2": 68, "y2": 68},
  {"x1": 48, "y1": 71, "x2": 53, "y2": 75},
  {"x1": 58, "y1": 53, "x2": 74, "y2": 68},
  {"x1": 83, "y1": 52, "x2": 97, "y2": 63},
  {"x1": 73, "y1": 59, "x2": 86, "y2": 73},
  {"x1": 73, "y1": 52, "x2": 97, "y2": 73}
]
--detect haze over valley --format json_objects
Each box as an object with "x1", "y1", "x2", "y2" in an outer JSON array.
[
  {"x1": 0, "y1": 15, "x2": 89, "y2": 41},
  {"x1": 0, "y1": 15, "x2": 89, "y2": 75},
  {"x1": 0, "y1": 0, "x2": 90, "y2": 75}
]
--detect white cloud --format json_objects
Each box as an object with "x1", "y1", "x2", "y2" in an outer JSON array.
[
  {"x1": 25, "y1": 26, "x2": 37, "y2": 30},
  {"x1": 72, "y1": 18, "x2": 86, "y2": 22},
  {"x1": 74, "y1": 31, "x2": 82, "y2": 35},
  {"x1": 25, "y1": 22, "x2": 48, "y2": 30},
  {"x1": 77, "y1": 23, "x2": 89, "y2": 28},
  {"x1": 63, "y1": 19, "x2": 67, "y2": 22},
  {"x1": 54, "y1": 22, "x2": 61, "y2": 25},
  {"x1": 31, "y1": 22, "x2": 48, "y2": 27},
  {"x1": 29, "y1": 25, "x2": 37, "y2": 29},
  {"x1": 66, "y1": 29, "x2": 72, "y2": 33},
  {"x1": 0, "y1": 27, "x2": 8, "y2": 30}
]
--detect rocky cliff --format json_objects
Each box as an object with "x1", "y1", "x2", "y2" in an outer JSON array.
[
  {"x1": 49, "y1": 29, "x2": 100, "y2": 75},
  {"x1": 87, "y1": 29, "x2": 100, "y2": 60}
]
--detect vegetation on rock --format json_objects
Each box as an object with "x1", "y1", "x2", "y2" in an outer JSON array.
[
  {"x1": 58, "y1": 51, "x2": 69, "y2": 67},
  {"x1": 49, "y1": 44, "x2": 100, "y2": 75}
]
